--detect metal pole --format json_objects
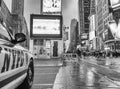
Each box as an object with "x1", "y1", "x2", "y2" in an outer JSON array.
[{"x1": 115, "y1": 39, "x2": 116, "y2": 51}]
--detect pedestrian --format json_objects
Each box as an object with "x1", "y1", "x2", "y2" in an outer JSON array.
[{"x1": 76, "y1": 49, "x2": 81, "y2": 57}]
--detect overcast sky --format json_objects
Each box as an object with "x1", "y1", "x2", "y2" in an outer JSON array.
[{"x1": 62, "y1": 0, "x2": 78, "y2": 27}]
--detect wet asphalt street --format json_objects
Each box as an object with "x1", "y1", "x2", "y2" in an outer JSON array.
[
  {"x1": 31, "y1": 57, "x2": 120, "y2": 89},
  {"x1": 31, "y1": 59, "x2": 61, "y2": 89},
  {"x1": 68, "y1": 61, "x2": 120, "y2": 89},
  {"x1": 32, "y1": 66, "x2": 60, "y2": 89},
  {"x1": 53, "y1": 61, "x2": 120, "y2": 89}
]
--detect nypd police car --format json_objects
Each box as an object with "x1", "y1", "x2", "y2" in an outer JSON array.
[{"x1": 0, "y1": 24, "x2": 34, "y2": 89}]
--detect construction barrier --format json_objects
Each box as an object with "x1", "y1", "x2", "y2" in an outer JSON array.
[
  {"x1": 62, "y1": 53, "x2": 79, "y2": 63},
  {"x1": 62, "y1": 53, "x2": 78, "y2": 58}
]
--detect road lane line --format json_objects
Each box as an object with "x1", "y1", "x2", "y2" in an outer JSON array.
[{"x1": 33, "y1": 84, "x2": 53, "y2": 86}]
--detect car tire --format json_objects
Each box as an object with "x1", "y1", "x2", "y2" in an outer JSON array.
[{"x1": 18, "y1": 60, "x2": 34, "y2": 89}]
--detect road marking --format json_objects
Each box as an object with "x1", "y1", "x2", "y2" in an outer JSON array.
[
  {"x1": 35, "y1": 73, "x2": 57, "y2": 75},
  {"x1": 33, "y1": 84, "x2": 53, "y2": 86}
]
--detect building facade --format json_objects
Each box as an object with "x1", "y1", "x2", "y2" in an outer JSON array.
[
  {"x1": 78, "y1": 0, "x2": 91, "y2": 50},
  {"x1": 89, "y1": 0, "x2": 120, "y2": 51},
  {"x1": 89, "y1": 0, "x2": 96, "y2": 50},
  {"x1": 67, "y1": 18, "x2": 78, "y2": 53},
  {"x1": 12, "y1": 0, "x2": 24, "y2": 16},
  {"x1": 95, "y1": 0, "x2": 115, "y2": 51}
]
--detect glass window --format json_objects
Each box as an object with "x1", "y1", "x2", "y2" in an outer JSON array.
[
  {"x1": 0, "y1": 24, "x2": 11, "y2": 41},
  {"x1": 34, "y1": 39, "x2": 44, "y2": 45}
]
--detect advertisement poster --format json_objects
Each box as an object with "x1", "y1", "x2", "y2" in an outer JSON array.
[{"x1": 42, "y1": 0, "x2": 61, "y2": 13}]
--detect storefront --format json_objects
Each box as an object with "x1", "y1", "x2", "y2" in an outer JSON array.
[
  {"x1": 105, "y1": 40, "x2": 120, "y2": 51},
  {"x1": 30, "y1": 14, "x2": 63, "y2": 59},
  {"x1": 33, "y1": 39, "x2": 63, "y2": 59}
]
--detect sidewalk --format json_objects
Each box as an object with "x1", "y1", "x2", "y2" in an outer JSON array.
[
  {"x1": 53, "y1": 65, "x2": 74, "y2": 89},
  {"x1": 53, "y1": 67, "x2": 68, "y2": 89}
]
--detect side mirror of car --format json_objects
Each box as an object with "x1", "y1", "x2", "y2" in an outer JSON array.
[{"x1": 14, "y1": 33, "x2": 26, "y2": 44}]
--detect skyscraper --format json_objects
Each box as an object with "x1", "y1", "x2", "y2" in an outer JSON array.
[
  {"x1": 67, "y1": 18, "x2": 78, "y2": 52},
  {"x1": 78, "y1": 0, "x2": 91, "y2": 48}
]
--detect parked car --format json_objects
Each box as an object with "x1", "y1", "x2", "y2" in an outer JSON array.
[{"x1": 0, "y1": 24, "x2": 34, "y2": 89}]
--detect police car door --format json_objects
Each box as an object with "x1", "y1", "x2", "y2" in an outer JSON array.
[{"x1": 0, "y1": 24, "x2": 27, "y2": 88}]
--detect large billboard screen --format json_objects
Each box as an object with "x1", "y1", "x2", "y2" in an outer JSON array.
[
  {"x1": 30, "y1": 14, "x2": 62, "y2": 38},
  {"x1": 109, "y1": 0, "x2": 120, "y2": 10},
  {"x1": 108, "y1": 20, "x2": 120, "y2": 39},
  {"x1": 41, "y1": 0, "x2": 61, "y2": 14}
]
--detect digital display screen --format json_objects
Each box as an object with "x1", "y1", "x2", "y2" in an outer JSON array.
[
  {"x1": 110, "y1": 0, "x2": 120, "y2": 9},
  {"x1": 33, "y1": 19, "x2": 60, "y2": 35},
  {"x1": 30, "y1": 14, "x2": 62, "y2": 38}
]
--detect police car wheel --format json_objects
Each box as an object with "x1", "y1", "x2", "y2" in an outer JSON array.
[{"x1": 19, "y1": 61, "x2": 34, "y2": 89}]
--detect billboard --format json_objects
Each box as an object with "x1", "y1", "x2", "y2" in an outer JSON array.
[
  {"x1": 41, "y1": 0, "x2": 61, "y2": 14},
  {"x1": 108, "y1": 20, "x2": 120, "y2": 39},
  {"x1": 89, "y1": 31, "x2": 95, "y2": 40},
  {"x1": 109, "y1": 0, "x2": 120, "y2": 10},
  {"x1": 89, "y1": 15, "x2": 95, "y2": 31},
  {"x1": 30, "y1": 14, "x2": 62, "y2": 38},
  {"x1": 81, "y1": 33, "x2": 88, "y2": 40}
]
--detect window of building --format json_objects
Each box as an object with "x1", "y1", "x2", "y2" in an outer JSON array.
[
  {"x1": 84, "y1": 23, "x2": 89, "y2": 28},
  {"x1": 34, "y1": 39, "x2": 44, "y2": 45}
]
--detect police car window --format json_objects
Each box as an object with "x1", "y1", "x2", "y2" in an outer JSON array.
[{"x1": 0, "y1": 24, "x2": 11, "y2": 41}]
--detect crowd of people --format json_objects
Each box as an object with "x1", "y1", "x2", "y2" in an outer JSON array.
[{"x1": 76, "y1": 49, "x2": 120, "y2": 58}]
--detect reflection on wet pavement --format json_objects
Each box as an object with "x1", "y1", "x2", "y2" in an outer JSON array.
[{"x1": 64, "y1": 61, "x2": 120, "y2": 89}]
